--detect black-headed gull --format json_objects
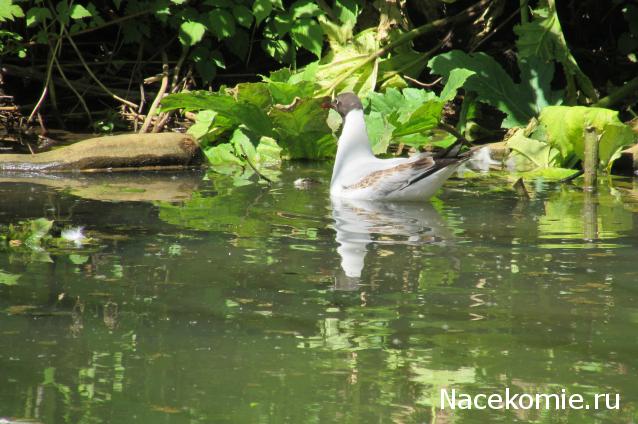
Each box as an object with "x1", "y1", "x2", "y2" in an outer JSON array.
[{"x1": 325, "y1": 92, "x2": 467, "y2": 201}]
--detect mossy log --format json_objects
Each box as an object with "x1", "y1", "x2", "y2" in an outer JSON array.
[{"x1": 0, "y1": 133, "x2": 204, "y2": 172}]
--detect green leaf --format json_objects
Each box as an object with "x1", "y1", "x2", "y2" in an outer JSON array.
[
  {"x1": 255, "y1": 137, "x2": 282, "y2": 166},
  {"x1": 252, "y1": 0, "x2": 272, "y2": 25},
  {"x1": 439, "y1": 68, "x2": 475, "y2": 102},
  {"x1": 203, "y1": 0, "x2": 233, "y2": 7},
  {"x1": 364, "y1": 111, "x2": 394, "y2": 154},
  {"x1": 261, "y1": 38, "x2": 291, "y2": 63},
  {"x1": 208, "y1": 9, "x2": 236, "y2": 40},
  {"x1": 539, "y1": 106, "x2": 634, "y2": 166},
  {"x1": 335, "y1": 0, "x2": 359, "y2": 26},
  {"x1": 230, "y1": 127, "x2": 258, "y2": 161},
  {"x1": 508, "y1": 106, "x2": 637, "y2": 170},
  {"x1": 161, "y1": 91, "x2": 234, "y2": 112},
  {"x1": 429, "y1": 50, "x2": 537, "y2": 128},
  {"x1": 291, "y1": 0, "x2": 322, "y2": 19},
  {"x1": 232, "y1": 4, "x2": 253, "y2": 28},
  {"x1": 272, "y1": 13, "x2": 293, "y2": 35},
  {"x1": 224, "y1": 28, "x2": 249, "y2": 60},
  {"x1": 268, "y1": 81, "x2": 316, "y2": 105},
  {"x1": 392, "y1": 100, "x2": 444, "y2": 137},
  {"x1": 206, "y1": 143, "x2": 243, "y2": 167},
  {"x1": 179, "y1": 20, "x2": 207, "y2": 46},
  {"x1": 506, "y1": 129, "x2": 561, "y2": 169},
  {"x1": 367, "y1": 87, "x2": 437, "y2": 124},
  {"x1": 70, "y1": 4, "x2": 92, "y2": 19},
  {"x1": 291, "y1": 18, "x2": 324, "y2": 58},
  {"x1": 514, "y1": 5, "x2": 596, "y2": 102},
  {"x1": 190, "y1": 45, "x2": 219, "y2": 82},
  {"x1": 518, "y1": 56, "x2": 563, "y2": 112},
  {"x1": 164, "y1": 91, "x2": 272, "y2": 136},
  {"x1": 271, "y1": 98, "x2": 335, "y2": 159},
  {"x1": 26, "y1": 7, "x2": 52, "y2": 27},
  {"x1": 236, "y1": 82, "x2": 271, "y2": 109},
  {"x1": 0, "y1": 0, "x2": 24, "y2": 22},
  {"x1": 187, "y1": 110, "x2": 217, "y2": 141}
]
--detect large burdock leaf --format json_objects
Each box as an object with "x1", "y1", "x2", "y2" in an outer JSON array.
[
  {"x1": 270, "y1": 98, "x2": 335, "y2": 159},
  {"x1": 364, "y1": 111, "x2": 394, "y2": 154},
  {"x1": 309, "y1": 27, "x2": 424, "y2": 98},
  {"x1": 538, "y1": 106, "x2": 636, "y2": 168},
  {"x1": 506, "y1": 129, "x2": 562, "y2": 169},
  {"x1": 392, "y1": 101, "x2": 444, "y2": 137},
  {"x1": 161, "y1": 91, "x2": 273, "y2": 137},
  {"x1": 439, "y1": 68, "x2": 475, "y2": 102},
  {"x1": 518, "y1": 56, "x2": 563, "y2": 112},
  {"x1": 429, "y1": 51, "x2": 537, "y2": 127},
  {"x1": 514, "y1": 4, "x2": 596, "y2": 102},
  {"x1": 507, "y1": 106, "x2": 636, "y2": 171}
]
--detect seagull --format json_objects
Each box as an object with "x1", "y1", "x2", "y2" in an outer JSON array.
[{"x1": 324, "y1": 92, "x2": 467, "y2": 201}]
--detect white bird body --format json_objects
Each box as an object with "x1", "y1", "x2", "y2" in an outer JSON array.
[{"x1": 330, "y1": 107, "x2": 464, "y2": 202}]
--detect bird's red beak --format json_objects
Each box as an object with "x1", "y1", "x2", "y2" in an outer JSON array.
[{"x1": 321, "y1": 97, "x2": 333, "y2": 110}]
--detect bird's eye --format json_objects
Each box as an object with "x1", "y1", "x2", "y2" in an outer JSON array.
[{"x1": 334, "y1": 99, "x2": 340, "y2": 105}]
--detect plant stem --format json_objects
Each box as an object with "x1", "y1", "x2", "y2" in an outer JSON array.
[
  {"x1": 62, "y1": 27, "x2": 138, "y2": 109},
  {"x1": 53, "y1": 55, "x2": 92, "y2": 124},
  {"x1": 583, "y1": 126, "x2": 599, "y2": 190},
  {"x1": 27, "y1": 27, "x2": 63, "y2": 124},
  {"x1": 520, "y1": 0, "x2": 529, "y2": 23},
  {"x1": 141, "y1": 51, "x2": 169, "y2": 133},
  {"x1": 593, "y1": 75, "x2": 638, "y2": 109}
]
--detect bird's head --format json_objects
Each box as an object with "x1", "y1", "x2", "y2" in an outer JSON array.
[{"x1": 321, "y1": 92, "x2": 363, "y2": 118}]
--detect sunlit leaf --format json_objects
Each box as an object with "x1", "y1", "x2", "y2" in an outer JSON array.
[
  {"x1": 179, "y1": 20, "x2": 207, "y2": 46},
  {"x1": 208, "y1": 9, "x2": 236, "y2": 40},
  {"x1": 252, "y1": 0, "x2": 272, "y2": 25},
  {"x1": 291, "y1": 18, "x2": 324, "y2": 58},
  {"x1": 70, "y1": 4, "x2": 92, "y2": 19}
]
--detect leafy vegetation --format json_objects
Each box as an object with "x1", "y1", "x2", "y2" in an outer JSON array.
[
  {"x1": 0, "y1": 0, "x2": 636, "y2": 180},
  {"x1": 507, "y1": 107, "x2": 636, "y2": 172}
]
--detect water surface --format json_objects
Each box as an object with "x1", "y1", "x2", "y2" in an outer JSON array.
[{"x1": 0, "y1": 165, "x2": 637, "y2": 423}]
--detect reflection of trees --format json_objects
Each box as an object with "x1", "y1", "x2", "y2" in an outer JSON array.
[{"x1": 0, "y1": 176, "x2": 636, "y2": 422}]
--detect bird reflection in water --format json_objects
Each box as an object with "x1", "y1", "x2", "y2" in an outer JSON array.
[{"x1": 330, "y1": 197, "x2": 453, "y2": 290}]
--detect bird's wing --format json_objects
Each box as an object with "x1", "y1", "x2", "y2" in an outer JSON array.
[{"x1": 342, "y1": 155, "x2": 465, "y2": 196}]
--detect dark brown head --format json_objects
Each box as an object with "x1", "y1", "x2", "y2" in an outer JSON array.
[{"x1": 321, "y1": 92, "x2": 363, "y2": 118}]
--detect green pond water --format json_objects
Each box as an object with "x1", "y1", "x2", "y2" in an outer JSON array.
[{"x1": 1, "y1": 165, "x2": 638, "y2": 423}]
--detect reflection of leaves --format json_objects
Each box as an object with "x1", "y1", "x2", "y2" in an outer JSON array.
[
  {"x1": 0, "y1": 270, "x2": 20, "y2": 285},
  {"x1": 411, "y1": 365, "x2": 476, "y2": 406},
  {"x1": 539, "y1": 189, "x2": 634, "y2": 244}
]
